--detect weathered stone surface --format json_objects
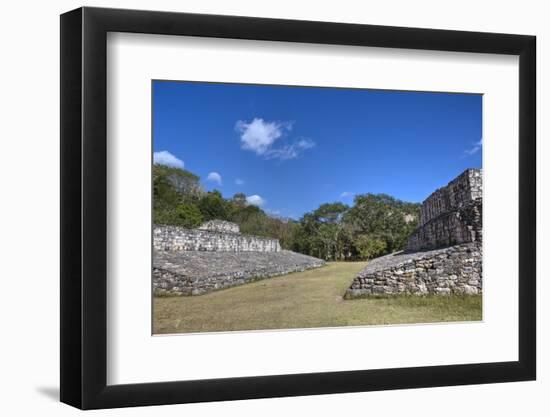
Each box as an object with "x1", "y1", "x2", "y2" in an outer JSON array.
[
  {"x1": 198, "y1": 220, "x2": 240, "y2": 234},
  {"x1": 154, "y1": 224, "x2": 281, "y2": 252},
  {"x1": 344, "y1": 242, "x2": 482, "y2": 297},
  {"x1": 153, "y1": 220, "x2": 324, "y2": 295},
  {"x1": 406, "y1": 199, "x2": 482, "y2": 251},
  {"x1": 154, "y1": 250, "x2": 326, "y2": 296},
  {"x1": 418, "y1": 169, "x2": 482, "y2": 226},
  {"x1": 346, "y1": 169, "x2": 483, "y2": 298},
  {"x1": 407, "y1": 169, "x2": 482, "y2": 251}
]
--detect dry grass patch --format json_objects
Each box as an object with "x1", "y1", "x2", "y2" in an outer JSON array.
[{"x1": 153, "y1": 262, "x2": 482, "y2": 334}]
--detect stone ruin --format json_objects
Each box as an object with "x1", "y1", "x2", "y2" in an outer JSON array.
[
  {"x1": 153, "y1": 220, "x2": 325, "y2": 296},
  {"x1": 154, "y1": 221, "x2": 281, "y2": 253},
  {"x1": 198, "y1": 219, "x2": 240, "y2": 234},
  {"x1": 345, "y1": 169, "x2": 483, "y2": 298},
  {"x1": 406, "y1": 169, "x2": 482, "y2": 251}
]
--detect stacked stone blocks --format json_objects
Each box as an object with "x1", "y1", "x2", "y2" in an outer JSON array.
[
  {"x1": 154, "y1": 224, "x2": 281, "y2": 253},
  {"x1": 154, "y1": 250, "x2": 325, "y2": 296},
  {"x1": 408, "y1": 169, "x2": 482, "y2": 251},
  {"x1": 346, "y1": 243, "x2": 482, "y2": 297},
  {"x1": 153, "y1": 220, "x2": 324, "y2": 296},
  {"x1": 346, "y1": 169, "x2": 483, "y2": 298},
  {"x1": 198, "y1": 219, "x2": 240, "y2": 234},
  {"x1": 418, "y1": 169, "x2": 482, "y2": 227}
]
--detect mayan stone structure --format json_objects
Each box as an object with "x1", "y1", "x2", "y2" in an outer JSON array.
[
  {"x1": 154, "y1": 224, "x2": 281, "y2": 253},
  {"x1": 153, "y1": 220, "x2": 325, "y2": 296},
  {"x1": 198, "y1": 219, "x2": 240, "y2": 234},
  {"x1": 407, "y1": 169, "x2": 482, "y2": 251},
  {"x1": 346, "y1": 169, "x2": 482, "y2": 297}
]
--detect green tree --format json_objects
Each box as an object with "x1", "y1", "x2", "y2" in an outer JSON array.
[
  {"x1": 345, "y1": 193, "x2": 419, "y2": 254},
  {"x1": 291, "y1": 194, "x2": 420, "y2": 260},
  {"x1": 172, "y1": 203, "x2": 203, "y2": 228},
  {"x1": 153, "y1": 171, "x2": 182, "y2": 210},
  {"x1": 154, "y1": 203, "x2": 203, "y2": 228},
  {"x1": 152, "y1": 164, "x2": 421, "y2": 261},
  {"x1": 198, "y1": 190, "x2": 229, "y2": 221},
  {"x1": 294, "y1": 203, "x2": 349, "y2": 260},
  {"x1": 354, "y1": 234, "x2": 388, "y2": 260},
  {"x1": 312, "y1": 202, "x2": 348, "y2": 224},
  {"x1": 232, "y1": 192, "x2": 247, "y2": 207}
]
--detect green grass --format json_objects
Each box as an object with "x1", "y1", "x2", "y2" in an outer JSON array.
[{"x1": 153, "y1": 262, "x2": 482, "y2": 334}]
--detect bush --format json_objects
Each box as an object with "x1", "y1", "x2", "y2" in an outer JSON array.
[
  {"x1": 354, "y1": 234, "x2": 388, "y2": 260},
  {"x1": 154, "y1": 203, "x2": 203, "y2": 228},
  {"x1": 198, "y1": 191, "x2": 229, "y2": 221}
]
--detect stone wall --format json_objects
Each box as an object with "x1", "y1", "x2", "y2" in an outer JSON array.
[
  {"x1": 345, "y1": 242, "x2": 482, "y2": 297},
  {"x1": 419, "y1": 169, "x2": 482, "y2": 226},
  {"x1": 406, "y1": 199, "x2": 482, "y2": 251},
  {"x1": 154, "y1": 224, "x2": 281, "y2": 252},
  {"x1": 407, "y1": 169, "x2": 482, "y2": 251},
  {"x1": 198, "y1": 220, "x2": 240, "y2": 234},
  {"x1": 154, "y1": 250, "x2": 325, "y2": 296},
  {"x1": 345, "y1": 168, "x2": 483, "y2": 298},
  {"x1": 153, "y1": 220, "x2": 328, "y2": 296}
]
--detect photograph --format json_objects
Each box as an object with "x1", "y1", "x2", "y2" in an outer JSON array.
[
  {"x1": 51, "y1": 3, "x2": 539, "y2": 412},
  {"x1": 151, "y1": 81, "x2": 483, "y2": 334}
]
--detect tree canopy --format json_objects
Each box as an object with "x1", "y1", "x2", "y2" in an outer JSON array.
[{"x1": 153, "y1": 163, "x2": 421, "y2": 261}]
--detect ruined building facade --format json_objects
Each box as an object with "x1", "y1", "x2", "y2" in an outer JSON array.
[
  {"x1": 406, "y1": 169, "x2": 482, "y2": 251},
  {"x1": 346, "y1": 169, "x2": 483, "y2": 297},
  {"x1": 153, "y1": 220, "x2": 324, "y2": 296}
]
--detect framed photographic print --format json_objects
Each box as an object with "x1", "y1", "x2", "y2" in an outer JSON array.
[{"x1": 60, "y1": 7, "x2": 536, "y2": 410}]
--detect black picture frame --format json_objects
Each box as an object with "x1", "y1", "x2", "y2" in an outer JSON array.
[{"x1": 60, "y1": 6, "x2": 536, "y2": 410}]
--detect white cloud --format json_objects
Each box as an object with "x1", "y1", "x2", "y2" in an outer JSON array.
[
  {"x1": 235, "y1": 178, "x2": 244, "y2": 186},
  {"x1": 235, "y1": 118, "x2": 315, "y2": 161},
  {"x1": 235, "y1": 118, "x2": 291, "y2": 155},
  {"x1": 206, "y1": 172, "x2": 222, "y2": 185},
  {"x1": 296, "y1": 138, "x2": 315, "y2": 150},
  {"x1": 246, "y1": 194, "x2": 265, "y2": 207},
  {"x1": 464, "y1": 139, "x2": 483, "y2": 156},
  {"x1": 153, "y1": 150, "x2": 184, "y2": 169},
  {"x1": 265, "y1": 137, "x2": 316, "y2": 161},
  {"x1": 340, "y1": 191, "x2": 355, "y2": 198}
]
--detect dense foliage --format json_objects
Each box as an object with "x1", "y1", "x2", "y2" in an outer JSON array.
[{"x1": 153, "y1": 164, "x2": 421, "y2": 261}]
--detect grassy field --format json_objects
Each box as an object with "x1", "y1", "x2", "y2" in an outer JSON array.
[{"x1": 153, "y1": 262, "x2": 482, "y2": 334}]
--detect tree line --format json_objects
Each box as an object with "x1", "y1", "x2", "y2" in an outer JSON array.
[{"x1": 154, "y1": 164, "x2": 420, "y2": 261}]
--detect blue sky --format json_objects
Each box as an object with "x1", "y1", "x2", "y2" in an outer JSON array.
[{"x1": 153, "y1": 81, "x2": 482, "y2": 219}]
